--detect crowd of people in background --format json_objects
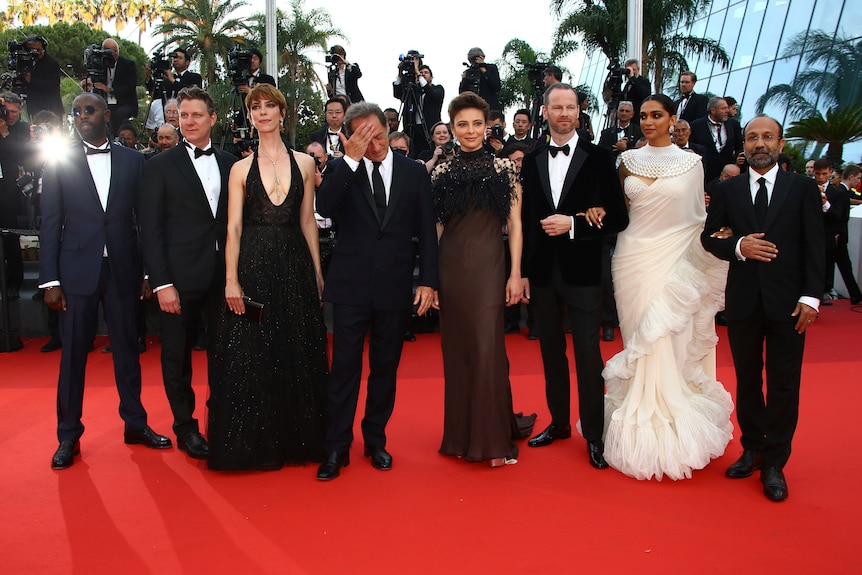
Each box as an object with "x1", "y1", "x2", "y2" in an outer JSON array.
[{"x1": 2, "y1": 37, "x2": 861, "y2": 503}]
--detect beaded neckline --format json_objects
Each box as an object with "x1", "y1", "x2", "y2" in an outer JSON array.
[{"x1": 621, "y1": 144, "x2": 700, "y2": 178}]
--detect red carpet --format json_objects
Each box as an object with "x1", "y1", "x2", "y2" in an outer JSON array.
[{"x1": 1, "y1": 303, "x2": 860, "y2": 574}]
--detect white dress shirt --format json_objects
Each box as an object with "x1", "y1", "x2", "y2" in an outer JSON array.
[{"x1": 548, "y1": 132, "x2": 579, "y2": 239}]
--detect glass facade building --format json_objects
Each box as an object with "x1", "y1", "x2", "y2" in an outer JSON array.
[{"x1": 576, "y1": 0, "x2": 862, "y2": 162}]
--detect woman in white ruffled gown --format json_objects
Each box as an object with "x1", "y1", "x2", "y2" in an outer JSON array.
[{"x1": 602, "y1": 94, "x2": 733, "y2": 480}]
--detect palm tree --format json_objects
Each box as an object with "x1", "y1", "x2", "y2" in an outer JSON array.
[
  {"x1": 496, "y1": 38, "x2": 556, "y2": 111},
  {"x1": 153, "y1": 0, "x2": 250, "y2": 87},
  {"x1": 785, "y1": 104, "x2": 862, "y2": 166},
  {"x1": 756, "y1": 31, "x2": 862, "y2": 120},
  {"x1": 552, "y1": 0, "x2": 729, "y2": 92},
  {"x1": 249, "y1": 0, "x2": 342, "y2": 146}
]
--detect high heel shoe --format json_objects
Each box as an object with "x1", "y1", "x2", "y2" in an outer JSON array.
[{"x1": 489, "y1": 457, "x2": 517, "y2": 467}]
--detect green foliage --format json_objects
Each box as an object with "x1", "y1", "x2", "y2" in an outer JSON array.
[
  {"x1": 785, "y1": 104, "x2": 862, "y2": 166},
  {"x1": 496, "y1": 38, "x2": 554, "y2": 111}
]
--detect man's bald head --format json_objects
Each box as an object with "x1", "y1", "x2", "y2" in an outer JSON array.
[
  {"x1": 157, "y1": 124, "x2": 179, "y2": 150},
  {"x1": 719, "y1": 164, "x2": 741, "y2": 181}
]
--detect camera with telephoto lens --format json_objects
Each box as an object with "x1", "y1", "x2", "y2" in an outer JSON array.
[
  {"x1": 83, "y1": 44, "x2": 114, "y2": 89},
  {"x1": 490, "y1": 124, "x2": 505, "y2": 142},
  {"x1": 603, "y1": 58, "x2": 630, "y2": 105},
  {"x1": 525, "y1": 61, "x2": 549, "y2": 93},
  {"x1": 6, "y1": 40, "x2": 39, "y2": 74},
  {"x1": 442, "y1": 140, "x2": 456, "y2": 157},
  {"x1": 227, "y1": 46, "x2": 253, "y2": 86}
]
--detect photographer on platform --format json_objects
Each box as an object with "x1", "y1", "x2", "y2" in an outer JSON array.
[
  {"x1": 393, "y1": 55, "x2": 443, "y2": 158},
  {"x1": 164, "y1": 48, "x2": 202, "y2": 98},
  {"x1": 81, "y1": 39, "x2": 138, "y2": 135},
  {"x1": 459, "y1": 47, "x2": 501, "y2": 112},
  {"x1": 238, "y1": 48, "x2": 276, "y2": 95},
  {"x1": 20, "y1": 35, "x2": 65, "y2": 119},
  {"x1": 0, "y1": 93, "x2": 30, "y2": 300},
  {"x1": 325, "y1": 45, "x2": 363, "y2": 104}
]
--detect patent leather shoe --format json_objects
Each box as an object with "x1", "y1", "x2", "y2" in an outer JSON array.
[
  {"x1": 760, "y1": 466, "x2": 788, "y2": 501},
  {"x1": 527, "y1": 329, "x2": 539, "y2": 340},
  {"x1": 52, "y1": 440, "x2": 80, "y2": 469},
  {"x1": 177, "y1": 431, "x2": 208, "y2": 460},
  {"x1": 725, "y1": 450, "x2": 762, "y2": 478},
  {"x1": 602, "y1": 326, "x2": 615, "y2": 342},
  {"x1": 364, "y1": 446, "x2": 392, "y2": 470},
  {"x1": 587, "y1": 440, "x2": 609, "y2": 469},
  {"x1": 41, "y1": 336, "x2": 62, "y2": 353},
  {"x1": 527, "y1": 423, "x2": 572, "y2": 447},
  {"x1": 317, "y1": 451, "x2": 350, "y2": 480},
  {"x1": 124, "y1": 426, "x2": 172, "y2": 449}
]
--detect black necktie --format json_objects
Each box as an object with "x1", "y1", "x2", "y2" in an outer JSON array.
[
  {"x1": 755, "y1": 177, "x2": 768, "y2": 228},
  {"x1": 194, "y1": 147, "x2": 214, "y2": 158},
  {"x1": 371, "y1": 161, "x2": 386, "y2": 222},
  {"x1": 84, "y1": 145, "x2": 110, "y2": 155},
  {"x1": 549, "y1": 144, "x2": 570, "y2": 158},
  {"x1": 710, "y1": 120, "x2": 723, "y2": 147}
]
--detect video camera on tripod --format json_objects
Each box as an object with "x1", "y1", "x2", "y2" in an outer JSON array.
[
  {"x1": 397, "y1": 50, "x2": 424, "y2": 84},
  {"x1": 603, "y1": 58, "x2": 630, "y2": 105},
  {"x1": 227, "y1": 46, "x2": 254, "y2": 87},
  {"x1": 83, "y1": 43, "x2": 115, "y2": 99},
  {"x1": 2, "y1": 40, "x2": 39, "y2": 95},
  {"x1": 525, "y1": 62, "x2": 550, "y2": 94}
]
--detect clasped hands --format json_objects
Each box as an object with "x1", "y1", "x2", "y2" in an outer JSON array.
[{"x1": 541, "y1": 207, "x2": 605, "y2": 236}]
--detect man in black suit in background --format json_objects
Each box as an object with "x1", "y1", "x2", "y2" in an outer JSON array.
[
  {"x1": 315, "y1": 102, "x2": 438, "y2": 481},
  {"x1": 22, "y1": 35, "x2": 65, "y2": 119},
  {"x1": 164, "y1": 48, "x2": 203, "y2": 98},
  {"x1": 690, "y1": 96, "x2": 743, "y2": 183},
  {"x1": 459, "y1": 47, "x2": 502, "y2": 112},
  {"x1": 238, "y1": 48, "x2": 276, "y2": 94},
  {"x1": 139, "y1": 87, "x2": 237, "y2": 460},
  {"x1": 702, "y1": 115, "x2": 824, "y2": 502},
  {"x1": 394, "y1": 61, "x2": 444, "y2": 159},
  {"x1": 40, "y1": 93, "x2": 171, "y2": 469},
  {"x1": 520, "y1": 83, "x2": 629, "y2": 468},
  {"x1": 597, "y1": 100, "x2": 642, "y2": 167},
  {"x1": 675, "y1": 71, "x2": 709, "y2": 123},
  {"x1": 309, "y1": 98, "x2": 347, "y2": 158},
  {"x1": 621, "y1": 59, "x2": 651, "y2": 117},
  {"x1": 83, "y1": 38, "x2": 138, "y2": 135},
  {"x1": 813, "y1": 158, "x2": 859, "y2": 303},
  {"x1": 833, "y1": 165, "x2": 862, "y2": 303},
  {"x1": 672, "y1": 119, "x2": 708, "y2": 157}
]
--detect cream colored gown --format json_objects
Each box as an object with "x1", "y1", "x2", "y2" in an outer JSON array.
[{"x1": 602, "y1": 144, "x2": 733, "y2": 480}]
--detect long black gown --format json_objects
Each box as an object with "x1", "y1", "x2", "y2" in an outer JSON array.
[
  {"x1": 207, "y1": 149, "x2": 328, "y2": 470},
  {"x1": 433, "y1": 149, "x2": 521, "y2": 462}
]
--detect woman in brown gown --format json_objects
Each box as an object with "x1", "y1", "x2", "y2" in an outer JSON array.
[{"x1": 432, "y1": 92, "x2": 526, "y2": 467}]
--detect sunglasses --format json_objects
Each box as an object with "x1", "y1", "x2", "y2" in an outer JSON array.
[{"x1": 71, "y1": 105, "x2": 98, "y2": 117}]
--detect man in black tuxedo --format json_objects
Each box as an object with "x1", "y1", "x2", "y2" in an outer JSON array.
[
  {"x1": 39, "y1": 93, "x2": 172, "y2": 469},
  {"x1": 621, "y1": 59, "x2": 651, "y2": 117},
  {"x1": 702, "y1": 115, "x2": 824, "y2": 502},
  {"x1": 675, "y1": 71, "x2": 709, "y2": 123},
  {"x1": 393, "y1": 62, "x2": 444, "y2": 159},
  {"x1": 672, "y1": 119, "x2": 708, "y2": 157},
  {"x1": 315, "y1": 102, "x2": 438, "y2": 481},
  {"x1": 833, "y1": 165, "x2": 862, "y2": 303},
  {"x1": 309, "y1": 98, "x2": 347, "y2": 158},
  {"x1": 597, "y1": 100, "x2": 642, "y2": 167},
  {"x1": 459, "y1": 47, "x2": 502, "y2": 112},
  {"x1": 520, "y1": 83, "x2": 629, "y2": 468},
  {"x1": 84, "y1": 39, "x2": 138, "y2": 135},
  {"x1": 22, "y1": 35, "x2": 65, "y2": 119},
  {"x1": 690, "y1": 96, "x2": 743, "y2": 183},
  {"x1": 509, "y1": 108, "x2": 534, "y2": 147},
  {"x1": 164, "y1": 48, "x2": 203, "y2": 98},
  {"x1": 238, "y1": 48, "x2": 276, "y2": 94},
  {"x1": 326, "y1": 45, "x2": 364, "y2": 104},
  {"x1": 814, "y1": 158, "x2": 860, "y2": 303},
  {"x1": 139, "y1": 87, "x2": 237, "y2": 460}
]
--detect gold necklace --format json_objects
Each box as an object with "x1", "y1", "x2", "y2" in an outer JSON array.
[{"x1": 259, "y1": 146, "x2": 286, "y2": 201}]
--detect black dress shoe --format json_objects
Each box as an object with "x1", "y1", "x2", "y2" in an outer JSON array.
[
  {"x1": 602, "y1": 326, "x2": 615, "y2": 342},
  {"x1": 52, "y1": 440, "x2": 80, "y2": 470},
  {"x1": 725, "y1": 450, "x2": 762, "y2": 478},
  {"x1": 138, "y1": 337, "x2": 147, "y2": 353},
  {"x1": 125, "y1": 426, "x2": 172, "y2": 449},
  {"x1": 851, "y1": 296, "x2": 861, "y2": 305},
  {"x1": 527, "y1": 423, "x2": 572, "y2": 447},
  {"x1": 41, "y1": 336, "x2": 62, "y2": 353},
  {"x1": 504, "y1": 324, "x2": 520, "y2": 334},
  {"x1": 101, "y1": 345, "x2": 112, "y2": 353},
  {"x1": 760, "y1": 466, "x2": 788, "y2": 501},
  {"x1": 177, "y1": 431, "x2": 208, "y2": 459},
  {"x1": 715, "y1": 311, "x2": 728, "y2": 326},
  {"x1": 587, "y1": 440, "x2": 609, "y2": 469},
  {"x1": 403, "y1": 331, "x2": 416, "y2": 342},
  {"x1": 527, "y1": 329, "x2": 539, "y2": 340},
  {"x1": 364, "y1": 446, "x2": 393, "y2": 470},
  {"x1": 317, "y1": 451, "x2": 350, "y2": 480}
]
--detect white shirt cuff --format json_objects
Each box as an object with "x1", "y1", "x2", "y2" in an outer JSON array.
[
  {"x1": 799, "y1": 296, "x2": 820, "y2": 312},
  {"x1": 568, "y1": 216, "x2": 576, "y2": 239},
  {"x1": 38, "y1": 280, "x2": 60, "y2": 289},
  {"x1": 734, "y1": 237, "x2": 745, "y2": 261},
  {"x1": 153, "y1": 283, "x2": 174, "y2": 292},
  {"x1": 343, "y1": 156, "x2": 360, "y2": 171}
]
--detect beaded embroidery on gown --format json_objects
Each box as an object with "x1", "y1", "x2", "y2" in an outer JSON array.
[
  {"x1": 601, "y1": 144, "x2": 733, "y2": 480},
  {"x1": 432, "y1": 149, "x2": 522, "y2": 462},
  {"x1": 207, "y1": 149, "x2": 328, "y2": 470}
]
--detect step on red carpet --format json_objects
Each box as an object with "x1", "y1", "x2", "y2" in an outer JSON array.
[{"x1": 1, "y1": 302, "x2": 859, "y2": 574}]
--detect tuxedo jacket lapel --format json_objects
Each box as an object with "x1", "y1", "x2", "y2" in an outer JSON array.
[
  {"x1": 359, "y1": 161, "x2": 381, "y2": 225},
  {"x1": 535, "y1": 150, "x2": 554, "y2": 208},
  {"x1": 381, "y1": 160, "x2": 404, "y2": 230},
  {"x1": 171, "y1": 147, "x2": 212, "y2": 217},
  {"x1": 733, "y1": 176, "x2": 759, "y2": 231},
  {"x1": 70, "y1": 147, "x2": 103, "y2": 212},
  {"x1": 764, "y1": 170, "x2": 791, "y2": 231},
  {"x1": 558, "y1": 143, "x2": 587, "y2": 207}
]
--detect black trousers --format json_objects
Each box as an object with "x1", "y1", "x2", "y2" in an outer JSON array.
[
  {"x1": 57, "y1": 258, "x2": 146, "y2": 442},
  {"x1": 158, "y1": 279, "x2": 222, "y2": 439},
  {"x1": 530, "y1": 265, "x2": 605, "y2": 441},
  {"x1": 325, "y1": 303, "x2": 410, "y2": 453},
  {"x1": 832, "y1": 240, "x2": 862, "y2": 300},
  {"x1": 727, "y1": 300, "x2": 805, "y2": 468}
]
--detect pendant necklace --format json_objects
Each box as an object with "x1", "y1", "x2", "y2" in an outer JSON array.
[{"x1": 259, "y1": 146, "x2": 286, "y2": 201}]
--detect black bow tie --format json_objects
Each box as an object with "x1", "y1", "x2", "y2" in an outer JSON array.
[
  {"x1": 548, "y1": 144, "x2": 570, "y2": 158},
  {"x1": 616, "y1": 126, "x2": 625, "y2": 133},
  {"x1": 682, "y1": 93, "x2": 691, "y2": 99},
  {"x1": 189, "y1": 144, "x2": 214, "y2": 158},
  {"x1": 84, "y1": 145, "x2": 110, "y2": 155}
]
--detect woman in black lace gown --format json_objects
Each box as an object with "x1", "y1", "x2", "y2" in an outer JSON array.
[
  {"x1": 432, "y1": 92, "x2": 526, "y2": 467},
  {"x1": 208, "y1": 85, "x2": 328, "y2": 470}
]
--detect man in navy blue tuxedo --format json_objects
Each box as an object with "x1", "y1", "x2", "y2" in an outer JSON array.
[{"x1": 39, "y1": 93, "x2": 171, "y2": 470}]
